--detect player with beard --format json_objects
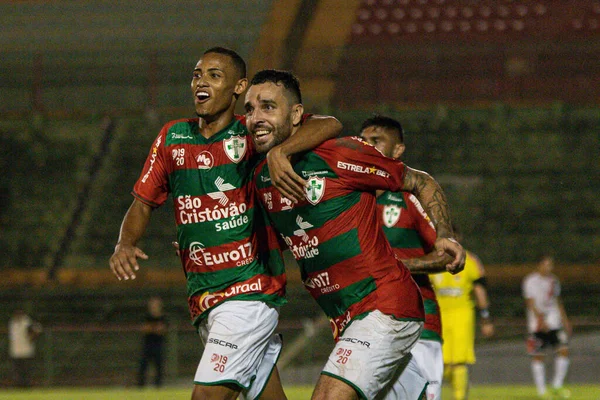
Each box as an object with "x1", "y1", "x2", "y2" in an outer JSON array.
[
  {"x1": 110, "y1": 48, "x2": 341, "y2": 400},
  {"x1": 245, "y1": 69, "x2": 465, "y2": 400}
]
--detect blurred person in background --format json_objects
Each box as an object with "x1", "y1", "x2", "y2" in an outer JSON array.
[
  {"x1": 522, "y1": 255, "x2": 572, "y2": 399},
  {"x1": 246, "y1": 69, "x2": 465, "y2": 400},
  {"x1": 430, "y1": 226, "x2": 494, "y2": 400},
  {"x1": 8, "y1": 308, "x2": 43, "y2": 387},
  {"x1": 137, "y1": 296, "x2": 168, "y2": 388},
  {"x1": 109, "y1": 46, "x2": 341, "y2": 400},
  {"x1": 361, "y1": 115, "x2": 458, "y2": 400}
]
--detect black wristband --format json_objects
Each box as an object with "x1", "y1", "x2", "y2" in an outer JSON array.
[{"x1": 479, "y1": 309, "x2": 490, "y2": 320}]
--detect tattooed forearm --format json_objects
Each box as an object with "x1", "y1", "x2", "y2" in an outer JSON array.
[
  {"x1": 403, "y1": 167, "x2": 454, "y2": 238},
  {"x1": 401, "y1": 253, "x2": 453, "y2": 274}
]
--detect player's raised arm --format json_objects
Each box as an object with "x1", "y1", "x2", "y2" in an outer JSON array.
[
  {"x1": 402, "y1": 166, "x2": 465, "y2": 272},
  {"x1": 266, "y1": 115, "x2": 342, "y2": 202},
  {"x1": 109, "y1": 198, "x2": 151, "y2": 281}
]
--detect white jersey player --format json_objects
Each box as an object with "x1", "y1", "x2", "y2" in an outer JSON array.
[{"x1": 522, "y1": 255, "x2": 571, "y2": 399}]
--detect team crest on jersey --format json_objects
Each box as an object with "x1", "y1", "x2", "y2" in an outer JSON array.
[
  {"x1": 305, "y1": 176, "x2": 325, "y2": 205},
  {"x1": 382, "y1": 205, "x2": 402, "y2": 228},
  {"x1": 223, "y1": 135, "x2": 247, "y2": 163}
]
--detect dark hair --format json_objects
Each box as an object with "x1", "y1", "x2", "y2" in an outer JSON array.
[
  {"x1": 249, "y1": 69, "x2": 302, "y2": 104},
  {"x1": 203, "y1": 46, "x2": 246, "y2": 79},
  {"x1": 360, "y1": 115, "x2": 404, "y2": 143}
]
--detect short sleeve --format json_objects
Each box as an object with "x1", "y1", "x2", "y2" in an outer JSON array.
[
  {"x1": 326, "y1": 136, "x2": 406, "y2": 192},
  {"x1": 132, "y1": 127, "x2": 170, "y2": 207}
]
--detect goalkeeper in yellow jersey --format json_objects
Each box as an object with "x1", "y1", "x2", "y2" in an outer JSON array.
[{"x1": 431, "y1": 227, "x2": 494, "y2": 400}]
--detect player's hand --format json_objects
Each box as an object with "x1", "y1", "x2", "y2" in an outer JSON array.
[
  {"x1": 266, "y1": 145, "x2": 306, "y2": 203},
  {"x1": 172, "y1": 241, "x2": 181, "y2": 257},
  {"x1": 481, "y1": 321, "x2": 495, "y2": 337},
  {"x1": 434, "y1": 237, "x2": 465, "y2": 274},
  {"x1": 109, "y1": 242, "x2": 148, "y2": 281}
]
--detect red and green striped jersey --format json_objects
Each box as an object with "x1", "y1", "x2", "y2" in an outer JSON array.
[
  {"x1": 133, "y1": 116, "x2": 286, "y2": 326},
  {"x1": 254, "y1": 136, "x2": 424, "y2": 340},
  {"x1": 377, "y1": 191, "x2": 443, "y2": 342}
]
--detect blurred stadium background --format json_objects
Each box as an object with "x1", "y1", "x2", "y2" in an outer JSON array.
[{"x1": 1, "y1": 0, "x2": 599, "y2": 396}]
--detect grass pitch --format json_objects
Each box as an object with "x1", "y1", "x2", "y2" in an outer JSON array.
[{"x1": 0, "y1": 384, "x2": 598, "y2": 399}]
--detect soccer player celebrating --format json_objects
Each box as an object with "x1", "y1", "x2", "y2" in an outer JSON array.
[
  {"x1": 361, "y1": 115, "x2": 455, "y2": 400},
  {"x1": 245, "y1": 69, "x2": 465, "y2": 400},
  {"x1": 523, "y1": 255, "x2": 572, "y2": 399},
  {"x1": 109, "y1": 47, "x2": 341, "y2": 400}
]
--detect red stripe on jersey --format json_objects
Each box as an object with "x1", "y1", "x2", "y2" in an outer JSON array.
[
  {"x1": 188, "y1": 273, "x2": 286, "y2": 320},
  {"x1": 173, "y1": 189, "x2": 254, "y2": 226},
  {"x1": 180, "y1": 237, "x2": 258, "y2": 273}
]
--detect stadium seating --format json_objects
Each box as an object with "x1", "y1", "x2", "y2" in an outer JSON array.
[
  {"x1": 335, "y1": 0, "x2": 600, "y2": 105},
  {"x1": 349, "y1": 0, "x2": 600, "y2": 42}
]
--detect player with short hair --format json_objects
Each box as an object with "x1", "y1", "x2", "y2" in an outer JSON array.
[
  {"x1": 430, "y1": 226, "x2": 494, "y2": 400},
  {"x1": 109, "y1": 47, "x2": 341, "y2": 400},
  {"x1": 523, "y1": 255, "x2": 572, "y2": 399},
  {"x1": 245, "y1": 69, "x2": 465, "y2": 400},
  {"x1": 361, "y1": 115, "x2": 454, "y2": 400}
]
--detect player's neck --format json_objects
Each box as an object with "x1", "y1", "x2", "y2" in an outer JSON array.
[{"x1": 197, "y1": 110, "x2": 236, "y2": 139}]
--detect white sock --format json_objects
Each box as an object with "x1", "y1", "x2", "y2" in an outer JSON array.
[
  {"x1": 552, "y1": 356, "x2": 570, "y2": 388},
  {"x1": 532, "y1": 360, "x2": 546, "y2": 395}
]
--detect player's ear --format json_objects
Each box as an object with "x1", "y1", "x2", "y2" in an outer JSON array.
[
  {"x1": 393, "y1": 142, "x2": 406, "y2": 159},
  {"x1": 234, "y1": 78, "x2": 248, "y2": 97},
  {"x1": 292, "y1": 103, "x2": 304, "y2": 126}
]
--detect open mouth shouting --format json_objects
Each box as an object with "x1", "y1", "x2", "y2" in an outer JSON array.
[{"x1": 195, "y1": 91, "x2": 210, "y2": 104}]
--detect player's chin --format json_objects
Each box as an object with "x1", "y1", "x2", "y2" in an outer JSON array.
[{"x1": 253, "y1": 139, "x2": 275, "y2": 154}]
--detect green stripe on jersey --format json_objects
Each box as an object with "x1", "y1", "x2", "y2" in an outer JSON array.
[
  {"x1": 299, "y1": 229, "x2": 362, "y2": 275},
  {"x1": 169, "y1": 163, "x2": 251, "y2": 197},
  {"x1": 276, "y1": 191, "x2": 362, "y2": 235},
  {"x1": 420, "y1": 329, "x2": 442, "y2": 342},
  {"x1": 186, "y1": 260, "x2": 266, "y2": 295},
  {"x1": 382, "y1": 227, "x2": 425, "y2": 249},
  {"x1": 424, "y1": 298, "x2": 439, "y2": 315},
  {"x1": 293, "y1": 152, "x2": 339, "y2": 179},
  {"x1": 263, "y1": 247, "x2": 286, "y2": 277},
  {"x1": 177, "y1": 211, "x2": 253, "y2": 248},
  {"x1": 316, "y1": 278, "x2": 377, "y2": 318}
]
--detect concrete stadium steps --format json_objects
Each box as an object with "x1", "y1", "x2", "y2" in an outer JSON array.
[
  {"x1": 67, "y1": 116, "x2": 178, "y2": 268},
  {"x1": 0, "y1": 0, "x2": 273, "y2": 113},
  {"x1": 1, "y1": 117, "x2": 109, "y2": 267},
  {"x1": 0, "y1": 1, "x2": 271, "y2": 52}
]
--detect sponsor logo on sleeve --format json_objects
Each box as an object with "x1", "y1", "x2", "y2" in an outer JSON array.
[
  {"x1": 336, "y1": 161, "x2": 390, "y2": 178},
  {"x1": 141, "y1": 136, "x2": 162, "y2": 183}
]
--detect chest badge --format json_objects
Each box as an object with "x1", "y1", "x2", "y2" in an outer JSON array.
[
  {"x1": 223, "y1": 135, "x2": 247, "y2": 163},
  {"x1": 383, "y1": 205, "x2": 402, "y2": 228},
  {"x1": 305, "y1": 176, "x2": 325, "y2": 205}
]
